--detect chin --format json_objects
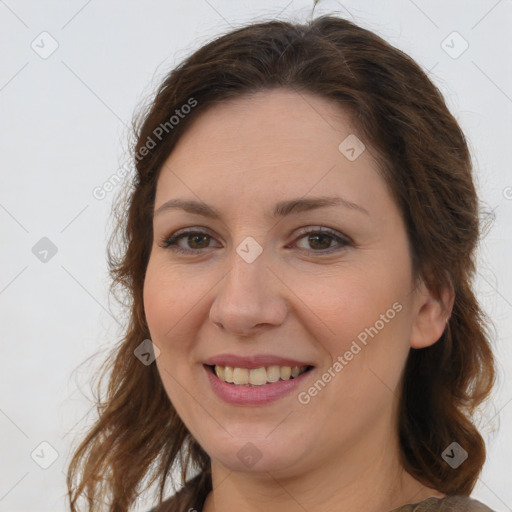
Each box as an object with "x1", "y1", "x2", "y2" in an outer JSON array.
[{"x1": 200, "y1": 428, "x2": 311, "y2": 474}]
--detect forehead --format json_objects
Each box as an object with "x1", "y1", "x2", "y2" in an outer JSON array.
[
  {"x1": 155, "y1": 89, "x2": 386, "y2": 214},
  {"x1": 169, "y1": 88, "x2": 360, "y2": 161}
]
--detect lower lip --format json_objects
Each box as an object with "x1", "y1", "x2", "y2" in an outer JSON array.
[{"x1": 204, "y1": 365, "x2": 314, "y2": 406}]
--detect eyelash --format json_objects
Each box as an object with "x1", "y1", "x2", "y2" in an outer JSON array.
[{"x1": 158, "y1": 227, "x2": 352, "y2": 256}]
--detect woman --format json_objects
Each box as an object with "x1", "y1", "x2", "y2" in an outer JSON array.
[{"x1": 67, "y1": 13, "x2": 497, "y2": 512}]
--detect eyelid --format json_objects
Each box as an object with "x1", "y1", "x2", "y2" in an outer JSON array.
[
  {"x1": 159, "y1": 225, "x2": 352, "y2": 254},
  {"x1": 158, "y1": 227, "x2": 219, "y2": 251},
  {"x1": 291, "y1": 226, "x2": 353, "y2": 245}
]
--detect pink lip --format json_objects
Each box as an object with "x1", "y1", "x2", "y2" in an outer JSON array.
[
  {"x1": 203, "y1": 353, "x2": 314, "y2": 369},
  {"x1": 203, "y1": 364, "x2": 315, "y2": 406}
]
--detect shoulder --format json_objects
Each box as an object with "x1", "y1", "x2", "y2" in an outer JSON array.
[
  {"x1": 146, "y1": 473, "x2": 207, "y2": 512},
  {"x1": 392, "y1": 495, "x2": 496, "y2": 512},
  {"x1": 146, "y1": 493, "x2": 179, "y2": 512}
]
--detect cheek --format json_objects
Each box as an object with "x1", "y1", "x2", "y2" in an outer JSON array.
[
  {"x1": 143, "y1": 258, "x2": 195, "y2": 336},
  {"x1": 292, "y1": 269, "x2": 405, "y2": 338},
  {"x1": 295, "y1": 276, "x2": 410, "y2": 429},
  {"x1": 143, "y1": 270, "x2": 171, "y2": 342},
  {"x1": 142, "y1": 259, "x2": 196, "y2": 372},
  {"x1": 143, "y1": 257, "x2": 218, "y2": 377},
  {"x1": 143, "y1": 261, "x2": 197, "y2": 415},
  {"x1": 286, "y1": 263, "x2": 412, "y2": 391}
]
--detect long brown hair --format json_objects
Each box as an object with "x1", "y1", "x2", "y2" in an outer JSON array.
[{"x1": 67, "y1": 14, "x2": 496, "y2": 511}]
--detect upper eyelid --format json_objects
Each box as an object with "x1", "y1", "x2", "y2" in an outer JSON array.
[
  {"x1": 164, "y1": 225, "x2": 348, "y2": 240},
  {"x1": 161, "y1": 226, "x2": 352, "y2": 250}
]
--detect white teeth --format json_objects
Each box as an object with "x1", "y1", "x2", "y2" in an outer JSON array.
[
  {"x1": 266, "y1": 365, "x2": 281, "y2": 382},
  {"x1": 215, "y1": 365, "x2": 225, "y2": 380},
  {"x1": 233, "y1": 367, "x2": 249, "y2": 385},
  {"x1": 248, "y1": 367, "x2": 267, "y2": 386},
  {"x1": 280, "y1": 366, "x2": 291, "y2": 380},
  {"x1": 223, "y1": 366, "x2": 234, "y2": 383},
  {"x1": 213, "y1": 364, "x2": 310, "y2": 386}
]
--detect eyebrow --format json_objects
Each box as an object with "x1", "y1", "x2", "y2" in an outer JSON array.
[{"x1": 154, "y1": 196, "x2": 369, "y2": 219}]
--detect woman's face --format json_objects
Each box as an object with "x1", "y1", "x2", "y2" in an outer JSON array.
[{"x1": 143, "y1": 89, "x2": 438, "y2": 477}]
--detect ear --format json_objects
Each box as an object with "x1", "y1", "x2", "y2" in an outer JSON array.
[{"x1": 410, "y1": 278, "x2": 455, "y2": 349}]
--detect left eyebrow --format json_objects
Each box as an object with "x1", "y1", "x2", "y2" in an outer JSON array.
[
  {"x1": 153, "y1": 195, "x2": 369, "y2": 219},
  {"x1": 272, "y1": 196, "x2": 369, "y2": 217}
]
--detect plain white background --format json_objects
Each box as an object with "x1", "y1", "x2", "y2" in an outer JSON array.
[{"x1": 1, "y1": 0, "x2": 511, "y2": 510}]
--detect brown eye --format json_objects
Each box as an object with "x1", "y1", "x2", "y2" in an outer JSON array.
[
  {"x1": 293, "y1": 227, "x2": 351, "y2": 254},
  {"x1": 305, "y1": 233, "x2": 334, "y2": 250},
  {"x1": 160, "y1": 230, "x2": 219, "y2": 254},
  {"x1": 186, "y1": 233, "x2": 211, "y2": 249}
]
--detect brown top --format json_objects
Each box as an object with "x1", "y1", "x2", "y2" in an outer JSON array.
[
  {"x1": 390, "y1": 495, "x2": 495, "y2": 512},
  {"x1": 148, "y1": 475, "x2": 496, "y2": 512}
]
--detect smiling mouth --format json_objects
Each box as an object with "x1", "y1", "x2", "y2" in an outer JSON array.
[{"x1": 206, "y1": 364, "x2": 314, "y2": 386}]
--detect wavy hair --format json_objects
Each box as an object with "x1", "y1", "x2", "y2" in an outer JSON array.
[{"x1": 67, "y1": 14, "x2": 496, "y2": 512}]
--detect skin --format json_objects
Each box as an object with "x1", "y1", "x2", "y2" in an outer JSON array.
[{"x1": 143, "y1": 89, "x2": 454, "y2": 512}]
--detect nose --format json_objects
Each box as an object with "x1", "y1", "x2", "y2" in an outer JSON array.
[{"x1": 209, "y1": 250, "x2": 288, "y2": 337}]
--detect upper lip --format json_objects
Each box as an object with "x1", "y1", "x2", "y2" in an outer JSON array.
[{"x1": 203, "y1": 353, "x2": 315, "y2": 369}]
